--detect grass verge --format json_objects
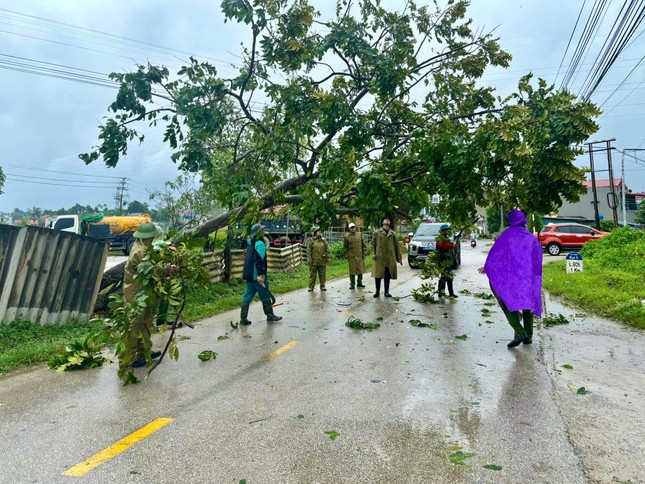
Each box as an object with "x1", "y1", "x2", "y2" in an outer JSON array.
[
  {"x1": 543, "y1": 260, "x2": 644, "y2": 329},
  {"x1": 0, "y1": 320, "x2": 105, "y2": 376}
]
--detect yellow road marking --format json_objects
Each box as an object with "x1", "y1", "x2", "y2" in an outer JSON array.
[
  {"x1": 63, "y1": 418, "x2": 174, "y2": 477},
  {"x1": 262, "y1": 340, "x2": 298, "y2": 361}
]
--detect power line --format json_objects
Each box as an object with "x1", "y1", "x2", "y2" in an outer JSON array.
[
  {"x1": 555, "y1": 0, "x2": 588, "y2": 84},
  {"x1": 0, "y1": 8, "x2": 234, "y2": 67}
]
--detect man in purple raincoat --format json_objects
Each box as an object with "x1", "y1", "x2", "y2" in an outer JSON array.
[{"x1": 478, "y1": 210, "x2": 542, "y2": 347}]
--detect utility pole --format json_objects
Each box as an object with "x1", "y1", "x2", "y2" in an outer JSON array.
[
  {"x1": 606, "y1": 140, "x2": 619, "y2": 227},
  {"x1": 621, "y1": 148, "x2": 645, "y2": 226},
  {"x1": 585, "y1": 139, "x2": 615, "y2": 230},
  {"x1": 113, "y1": 178, "x2": 129, "y2": 216}
]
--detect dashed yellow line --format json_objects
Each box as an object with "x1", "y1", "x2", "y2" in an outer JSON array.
[
  {"x1": 262, "y1": 340, "x2": 299, "y2": 361},
  {"x1": 63, "y1": 418, "x2": 174, "y2": 477}
]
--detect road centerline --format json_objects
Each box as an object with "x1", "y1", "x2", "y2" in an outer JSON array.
[
  {"x1": 261, "y1": 340, "x2": 298, "y2": 361},
  {"x1": 62, "y1": 417, "x2": 174, "y2": 477}
]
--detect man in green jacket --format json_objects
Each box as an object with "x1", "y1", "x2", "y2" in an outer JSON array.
[
  {"x1": 307, "y1": 228, "x2": 330, "y2": 291},
  {"x1": 344, "y1": 222, "x2": 367, "y2": 289},
  {"x1": 122, "y1": 222, "x2": 163, "y2": 368}
]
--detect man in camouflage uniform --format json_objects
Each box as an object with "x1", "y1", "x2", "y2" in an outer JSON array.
[{"x1": 344, "y1": 222, "x2": 367, "y2": 289}]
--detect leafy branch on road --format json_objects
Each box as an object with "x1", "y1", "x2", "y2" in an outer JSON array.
[
  {"x1": 345, "y1": 316, "x2": 380, "y2": 331},
  {"x1": 48, "y1": 239, "x2": 209, "y2": 384}
]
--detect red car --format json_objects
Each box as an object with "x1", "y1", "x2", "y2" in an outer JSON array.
[{"x1": 539, "y1": 223, "x2": 609, "y2": 256}]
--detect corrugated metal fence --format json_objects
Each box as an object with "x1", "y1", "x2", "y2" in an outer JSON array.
[
  {"x1": 0, "y1": 225, "x2": 108, "y2": 324},
  {"x1": 201, "y1": 244, "x2": 304, "y2": 283}
]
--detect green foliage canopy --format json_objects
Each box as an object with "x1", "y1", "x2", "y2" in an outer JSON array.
[{"x1": 81, "y1": 0, "x2": 600, "y2": 232}]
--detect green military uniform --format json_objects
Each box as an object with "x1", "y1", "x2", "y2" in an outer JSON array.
[
  {"x1": 122, "y1": 239, "x2": 156, "y2": 365},
  {"x1": 344, "y1": 230, "x2": 366, "y2": 288},
  {"x1": 307, "y1": 234, "x2": 329, "y2": 291}
]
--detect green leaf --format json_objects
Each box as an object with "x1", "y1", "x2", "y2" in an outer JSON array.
[
  {"x1": 217, "y1": 334, "x2": 230, "y2": 341},
  {"x1": 577, "y1": 387, "x2": 589, "y2": 395},
  {"x1": 455, "y1": 334, "x2": 468, "y2": 340},
  {"x1": 483, "y1": 464, "x2": 502, "y2": 471},
  {"x1": 562, "y1": 364, "x2": 573, "y2": 370},
  {"x1": 324, "y1": 430, "x2": 340, "y2": 441},
  {"x1": 198, "y1": 350, "x2": 218, "y2": 361},
  {"x1": 297, "y1": 414, "x2": 305, "y2": 420}
]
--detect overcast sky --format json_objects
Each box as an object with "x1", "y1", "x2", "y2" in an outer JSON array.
[{"x1": 1, "y1": 0, "x2": 643, "y2": 215}]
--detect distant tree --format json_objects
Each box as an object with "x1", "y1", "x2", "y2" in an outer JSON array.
[
  {"x1": 11, "y1": 207, "x2": 26, "y2": 221},
  {"x1": 634, "y1": 202, "x2": 645, "y2": 225},
  {"x1": 149, "y1": 173, "x2": 214, "y2": 233},
  {"x1": 0, "y1": 166, "x2": 5, "y2": 195},
  {"x1": 29, "y1": 207, "x2": 43, "y2": 219},
  {"x1": 127, "y1": 200, "x2": 150, "y2": 215},
  {"x1": 486, "y1": 206, "x2": 501, "y2": 234}
]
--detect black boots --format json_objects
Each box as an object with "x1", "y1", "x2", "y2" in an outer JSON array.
[
  {"x1": 357, "y1": 274, "x2": 365, "y2": 288},
  {"x1": 507, "y1": 335, "x2": 529, "y2": 348},
  {"x1": 240, "y1": 301, "x2": 252, "y2": 325},
  {"x1": 263, "y1": 302, "x2": 283, "y2": 322},
  {"x1": 447, "y1": 280, "x2": 458, "y2": 298},
  {"x1": 349, "y1": 275, "x2": 355, "y2": 289},
  {"x1": 438, "y1": 278, "x2": 458, "y2": 298}
]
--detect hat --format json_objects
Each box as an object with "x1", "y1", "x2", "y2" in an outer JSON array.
[
  {"x1": 348, "y1": 222, "x2": 356, "y2": 228},
  {"x1": 250, "y1": 223, "x2": 265, "y2": 238},
  {"x1": 439, "y1": 224, "x2": 450, "y2": 231},
  {"x1": 311, "y1": 226, "x2": 320, "y2": 233},
  {"x1": 133, "y1": 222, "x2": 161, "y2": 239}
]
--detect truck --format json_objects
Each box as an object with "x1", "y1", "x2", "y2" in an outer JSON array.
[{"x1": 50, "y1": 213, "x2": 153, "y2": 255}]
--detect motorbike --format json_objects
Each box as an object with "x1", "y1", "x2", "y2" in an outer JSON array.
[{"x1": 470, "y1": 238, "x2": 477, "y2": 248}]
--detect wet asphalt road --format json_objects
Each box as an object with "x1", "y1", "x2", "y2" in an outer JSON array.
[{"x1": 0, "y1": 245, "x2": 643, "y2": 483}]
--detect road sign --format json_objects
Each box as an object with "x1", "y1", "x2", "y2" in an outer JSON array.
[{"x1": 566, "y1": 252, "x2": 583, "y2": 273}]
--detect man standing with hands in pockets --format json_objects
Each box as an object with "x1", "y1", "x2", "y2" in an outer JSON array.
[{"x1": 371, "y1": 218, "x2": 402, "y2": 298}]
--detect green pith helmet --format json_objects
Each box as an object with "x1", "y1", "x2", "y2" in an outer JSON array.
[
  {"x1": 440, "y1": 224, "x2": 450, "y2": 231},
  {"x1": 133, "y1": 222, "x2": 161, "y2": 239},
  {"x1": 250, "y1": 223, "x2": 265, "y2": 238}
]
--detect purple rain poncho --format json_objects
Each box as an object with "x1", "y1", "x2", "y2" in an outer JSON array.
[{"x1": 484, "y1": 210, "x2": 543, "y2": 317}]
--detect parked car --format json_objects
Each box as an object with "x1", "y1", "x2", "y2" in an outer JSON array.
[
  {"x1": 407, "y1": 222, "x2": 461, "y2": 268},
  {"x1": 539, "y1": 223, "x2": 609, "y2": 256}
]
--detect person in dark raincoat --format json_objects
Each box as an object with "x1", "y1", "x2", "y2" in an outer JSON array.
[
  {"x1": 478, "y1": 209, "x2": 543, "y2": 347},
  {"x1": 371, "y1": 218, "x2": 402, "y2": 297},
  {"x1": 344, "y1": 222, "x2": 367, "y2": 289}
]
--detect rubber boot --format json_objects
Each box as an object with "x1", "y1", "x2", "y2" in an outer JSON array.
[
  {"x1": 437, "y1": 278, "x2": 446, "y2": 297},
  {"x1": 349, "y1": 275, "x2": 356, "y2": 289},
  {"x1": 357, "y1": 274, "x2": 365, "y2": 288},
  {"x1": 447, "y1": 279, "x2": 458, "y2": 298},
  {"x1": 384, "y1": 277, "x2": 392, "y2": 297},
  {"x1": 505, "y1": 310, "x2": 527, "y2": 348},
  {"x1": 263, "y1": 302, "x2": 283, "y2": 322},
  {"x1": 240, "y1": 301, "x2": 252, "y2": 325},
  {"x1": 522, "y1": 310, "x2": 533, "y2": 344}
]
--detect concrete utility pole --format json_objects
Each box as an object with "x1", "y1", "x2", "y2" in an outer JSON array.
[
  {"x1": 113, "y1": 178, "x2": 129, "y2": 216},
  {"x1": 606, "y1": 140, "x2": 619, "y2": 227},
  {"x1": 621, "y1": 148, "x2": 645, "y2": 226},
  {"x1": 586, "y1": 139, "x2": 615, "y2": 230}
]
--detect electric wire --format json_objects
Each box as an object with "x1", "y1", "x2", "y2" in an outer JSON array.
[{"x1": 555, "y1": 0, "x2": 588, "y2": 84}]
